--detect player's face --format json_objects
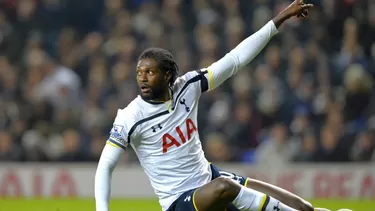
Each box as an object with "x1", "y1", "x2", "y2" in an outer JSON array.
[{"x1": 136, "y1": 58, "x2": 169, "y2": 101}]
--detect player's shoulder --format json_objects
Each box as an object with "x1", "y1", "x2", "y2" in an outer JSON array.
[
  {"x1": 109, "y1": 97, "x2": 150, "y2": 145},
  {"x1": 176, "y1": 69, "x2": 208, "y2": 83},
  {"x1": 172, "y1": 69, "x2": 208, "y2": 92},
  {"x1": 114, "y1": 97, "x2": 145, "y2": 127}
]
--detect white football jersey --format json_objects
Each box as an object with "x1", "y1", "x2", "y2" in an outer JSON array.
[
  {"x1": 106, "y1": 20, "x2": 278, "y2": 211},
  {"x1": 109, "y1": 70, "x2": 213, "y2": 210}
]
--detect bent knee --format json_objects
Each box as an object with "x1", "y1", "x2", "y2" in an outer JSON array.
[{"x1": 212, "y1": 177, "x2": 240, "y2": 200}]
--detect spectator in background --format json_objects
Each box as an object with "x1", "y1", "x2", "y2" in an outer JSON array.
[
  {"x1": 89, "y1": 132, "x2": 106, "y2": 162},
  {"x1": 32, "y1": 54, "x2": 81, "y2": 111},
  {"x1": 0, "y1": 11, "x2": 12, "y2": 53},
  {"x1": 315, "y1": 125, "x2": 350, "y2": 162},
  {"x1": 0, "y1": 131, "x2": 22, "y2": 161},
  {"x1": 204, "y1": 132, "x2": 232, "y2": 162},
  {"x1": 57, "y1": 129, "x2": 85, "y2": 162},
  {"x1": 21, "y1": 121, "x2": 50, "y2": 161},
  {"x1": 227, "y1": 100, "x2": 261, "y2": 156},
  {"x1": 293, "y1": 132, "x2": 317, "y2": 162},
  {"x1": 343, "y1": 64, "x2": 373, "y2": 127},
  {"x1": 255, "y1": 123, "x2": 297, "y2": 165},
  {"x1": 290, "y1": 106, "x2": 311, "y2": 138},
  {"x1": 254, "y1": 64, "x2": 285, "y2": 128},
  {"x1": 350, "y1": 130, "x2": 375, "y2": 162}
]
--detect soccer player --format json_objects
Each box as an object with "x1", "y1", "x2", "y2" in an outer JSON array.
[{"x1": 95, "y1": 1, "x2": 320, "y2": 211}]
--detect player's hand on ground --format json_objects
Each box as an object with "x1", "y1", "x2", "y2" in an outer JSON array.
[{"x1": 283, "y1": 0, "x2": 313, "y2": 18}]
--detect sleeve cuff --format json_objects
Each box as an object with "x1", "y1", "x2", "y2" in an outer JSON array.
[{"x1": 107, "y1": 139, "x2": 126, "y2": 150}]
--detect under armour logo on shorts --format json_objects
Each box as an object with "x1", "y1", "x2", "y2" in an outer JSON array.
[{"x1": 184, "y1": 195, "x2": 191, "y2": 202}]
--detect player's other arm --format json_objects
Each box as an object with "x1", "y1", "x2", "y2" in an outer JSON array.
[
  {"x1": 95, "y1": 110, "x2": 129, "y2": 211},
  {"x1": 95, "y1": 144, "x2": 123, "y2": 211},
  {"x1": 203, "y1": 0, "x2": 313, "y2": 91}
]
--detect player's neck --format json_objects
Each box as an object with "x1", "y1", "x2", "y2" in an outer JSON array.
[
  {"x1": 151, "y1": 94, "x2": 170, "y2": 102},
  {"x1": 147, "y1": 89, "x2": 172, "y2": 103}
]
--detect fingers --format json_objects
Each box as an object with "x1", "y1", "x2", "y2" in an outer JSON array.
[
  {"x1": 299, "y1": 3, "x2": 313, "y2": 18},
  {"x1": 301, "y1": 4, "x2": 314, "y2": 9},
  {"x1": 294, "y1": 0, "x2": 313, "y2": 19},
  {"x1": 299, "y1": 10, "x2": 308, "y2": 18}
]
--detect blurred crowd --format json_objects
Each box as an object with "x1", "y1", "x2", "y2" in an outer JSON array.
[{"x1": 1, "y1": 0, "x2": 375, "y2": 164}]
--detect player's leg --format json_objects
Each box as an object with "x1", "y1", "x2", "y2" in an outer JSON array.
[
  {"x1": 167, "y1": 184, "x2": 235, "y2": 211},
  {"x1": 193, "y1": 177, "x2": 240, "y2": 211},
  {"x1": 193, "y1": 177, "x2": 302, "y2": 211},
  {"x1": 194, "y1": 164, "x2": 315, "y2": 211},
  {"x1": 244, "y1": 178, "x2": 314, "y2": 211}
]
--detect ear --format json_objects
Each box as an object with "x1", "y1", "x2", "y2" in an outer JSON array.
[{"x1": 165, "y1": 71, "x2": 172, "y2": 83}]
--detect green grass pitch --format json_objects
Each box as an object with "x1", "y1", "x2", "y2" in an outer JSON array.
[{"x1": 0, "y1": 198, "x2": 372, "y2": 211}]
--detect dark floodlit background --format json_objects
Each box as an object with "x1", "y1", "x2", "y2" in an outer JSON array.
[{"x1": 1, "y1": 0, "x2": 374, "y2": 164}]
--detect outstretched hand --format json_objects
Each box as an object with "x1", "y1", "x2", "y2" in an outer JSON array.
[
  {"x1": 284, "y1": 0, "x2": 314, "y2": 18},
  {"x1": 272, "y1": 0, "x2": 314, "y2": 28}
]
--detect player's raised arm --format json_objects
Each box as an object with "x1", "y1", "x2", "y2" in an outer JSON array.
[{"x1": 203, "y1": 0, "x2": 313, "y2": 91}]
